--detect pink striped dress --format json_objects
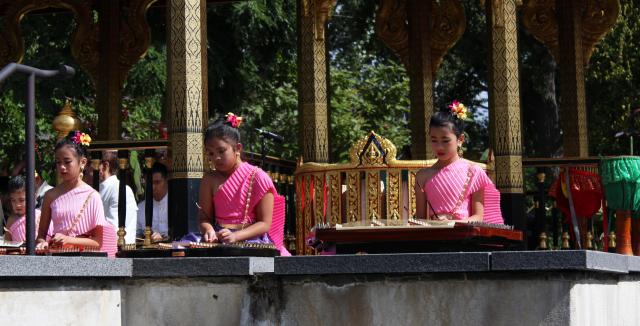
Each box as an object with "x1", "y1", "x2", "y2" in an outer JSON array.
[
  {"x1": 8, "y1": 209, "x2": 53, "y2": 242},
  {"x1": 423, "y1": 159, "x2": 504, "y2": 224},
  {"x1": 49, "y1": 184, "x2": 117, "y2": 257},
  {"x1": 213, "y1": 162, "x2": 290, "y2": 256}
]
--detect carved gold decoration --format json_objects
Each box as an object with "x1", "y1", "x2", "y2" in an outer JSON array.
[
  {"x1": 387, "y1": 170, "x2": 401, "y2": 220},
  {"x1": 167, "y1": 0, "x2": 206, "y2": 179},
  {"x1": 117, "y1": 226, "x2": 126, "y2": 248},
  {"x1": 521, "y1": 0, "x2": 559, "y2": 62},
  {"x1": 582, "y1": 0, "x2": 620, "y2": 64},
  {"x1": 346, "y1": 172, "x2": 360, "y2": 222},
  {"x1": 376, "y1": 0, "x2": 465, "y2": 76},
  {"x1": 118, "y1": 0, "x2": 159, "y2": 87},
  {"x1": 143, "y1": 226, "x2": 152, "y2": 248},
  {"x1": 328, "y1": 172, "x2": 341, "y2": 224},
  {"x1": 429, "y1": 0, "x2": 466, "y2": 75},
  {"x1": 487, "y1": 0, "x2": 524, "y2": 194},
  {"x1": 376, "y1": 0, "x2": 410, "y2": 68},
  {"x1": 561, "y1": 231, "x2": 570, "y2": 249},
  {"x1": 522, "y1": 0, "x2": 620, "y2": 66},
  {"x1": 538, "y1": 232, "x2": 548, "y2": 250},
  {"x1": 0, "y1": 0, "x2": 99, "y2": 83},
  {"x1": 366, "y1": 171, "x2": 381, "y2": 221},
  {"x1": 118, "y1": 157, "x2": 128, "y2": 170},
  {"x1": 409, "y1": 170, "x2": 417, "y2": 217},
  {"x1": 52, "y1": 99, "x2": 81, "y2": 141},
  {"x1": 313, "y1": 174, "x2": 325, "y2": 224}
]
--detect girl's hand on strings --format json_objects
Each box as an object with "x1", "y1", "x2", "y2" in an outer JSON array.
[
  {"x1": 202, "y1": 227, "x2": 218, "y2": 243},
  {"x1": 217, "y1": 228, "x2": 238, "y2": 244}
]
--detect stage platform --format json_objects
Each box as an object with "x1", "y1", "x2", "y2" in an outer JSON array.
[{"x1": 1, "y1": 251, "x2": 639, "y2": 325}]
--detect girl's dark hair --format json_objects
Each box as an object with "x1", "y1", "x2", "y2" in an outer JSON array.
[
  {"x1": 204, "y1": 116, "x2": 241, "y2": 145},
  {"x1": 7, "y1": 175, "x2": 25, "y2": 193},
  {"x1": 429, "y1": 111, "x2": 465, "y2": 137},
  {"x1": 54, "y1": 131, "x2": 88, "y2": 158}
]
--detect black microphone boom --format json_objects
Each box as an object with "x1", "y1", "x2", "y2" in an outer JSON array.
[{"x1": 255, "y1": 128, "x2": 284, "y2": 143}]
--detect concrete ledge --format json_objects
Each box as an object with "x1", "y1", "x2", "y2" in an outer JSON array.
[
  {"x1": 628, "y1": 256, "x2": 640, "y2": 273},
  {"x1": 132, "y1": 257, "x2": 274, "y2": 277},
  {"x1": 275, "y1": 253, "x2": 490, "y2": 275},
  {"x1": 0, "y1": 256, "x2": 131, "y2": 277},
  {"x1": 491, "y1": 250, "x2": 629, "y2": 274}
]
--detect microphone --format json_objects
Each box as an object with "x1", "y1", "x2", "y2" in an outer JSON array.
[{"x1": 255, "y1": 128, "x2": 284, "y2": 143}]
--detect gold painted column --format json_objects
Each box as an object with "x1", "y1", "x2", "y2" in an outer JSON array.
[
  {"x1": 297, "y1": 0, "x2": 335, "y2": 163},
  {"x1": 486, "y1": 0, "x2": 525, "y2": 230},
  {"x1": 557, "y1": 0, "x2": 587, "y2": 157},
  {"x1": 166, "y1": 0, "x2": 208, "y2": 238},
  {"x1": 406, "y1": 0, "x2": 434, "y2": 159}
]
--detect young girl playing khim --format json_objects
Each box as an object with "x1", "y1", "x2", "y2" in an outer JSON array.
[
  {"x1": 198, "y1": 113, "x2": 290, "y2": 256},
  {"x1": 3, "y1": 175, "x2": 52, "y2": 242},
  {"x1": 415, "y1": 101, "x2": 503, "y2": 224},
  {"x1": 35, "y1": 131, "x2": 117, "y2": 257}
]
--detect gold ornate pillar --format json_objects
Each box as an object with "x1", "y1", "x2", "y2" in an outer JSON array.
[
  {"x1": 376, "y1": 0, "x2": 465, "y2": 159},
  {"x1": 297, "y1": 0, "x2": 335, "y2": 163},
  {"x1": 521, "y1": 0, "x2": 620, "y2": 157},
  {"x1": 166, "y1": 0, "x2": 207, "y2": 238},
  {"x1": 406, "y1": 0, "x2": 434, "y2": 159},
  {"x1": 486, "y1": 0, "x2": 525, "y2": 229},
  {"x1": 557, "y1": 0, "x2": 587, "y2": 157}
]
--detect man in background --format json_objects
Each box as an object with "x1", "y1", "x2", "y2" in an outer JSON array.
[
  {"x1": 99, "y1": 151, "x2": 138, "y2": 244},
  {"x1": 136, "y1": 162, "x2": 168, "y2": 241}
]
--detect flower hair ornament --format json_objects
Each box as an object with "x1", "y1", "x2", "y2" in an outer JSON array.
[
  {"x1": 448, "y1": 100, "x2": 468, "y2": 120},
  {"x1": 70, "y1": 131, "x2": 92, "y2": 147},
  {"x1": 225, "y1": 112, "x2": 243, "y2": 128}
]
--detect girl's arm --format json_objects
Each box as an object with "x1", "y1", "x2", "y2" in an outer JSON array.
[
  {"x1": 198, "y1": 174, "x2": 217, "y2": 242},
  {"x1": 51, "y1": 233, "x2": 100, "y2": 247},
  {"x1": 36, "y1": 192, "x2": 53, "y2": 247},
  {"x1": 218, "y1": 192, "x2": 274, "y2": 243},
  {"x1": 462, "y1": 189, "x2": 484, "y2": 222}
]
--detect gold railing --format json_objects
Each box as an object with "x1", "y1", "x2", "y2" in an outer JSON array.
[{"x1": 294, "y1": 131, "x2": 493, "y2": 255}]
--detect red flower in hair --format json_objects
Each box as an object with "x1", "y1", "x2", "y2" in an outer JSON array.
[{"x1": 226, "y1": 112, "x2": 243, "y2": 128}]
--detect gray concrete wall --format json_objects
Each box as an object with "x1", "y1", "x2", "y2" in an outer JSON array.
[
  {"x1": 1, "y1": 253, "x2": 640, "y2": 326},
  {"x1": 0, "y1": 280, "x2": 122, "y2": 326}
]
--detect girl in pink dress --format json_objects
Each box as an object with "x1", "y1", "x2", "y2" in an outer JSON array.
[
  {"x1": 415, "y1": 101, "x2": 503, "y2": 224},
  {"x1": 4, "y1": 175, "x2": 52, "y2": 242},
  {"x1": 198, "y1": 113, "x2": 290, "y2": 255},
  {"x1": 35, "y1": 131, "x2": 117, "y2": 257}
]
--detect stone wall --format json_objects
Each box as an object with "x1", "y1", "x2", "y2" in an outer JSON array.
[{"x1": 1, "y1": 251, "x2": 640, "y2": 326}]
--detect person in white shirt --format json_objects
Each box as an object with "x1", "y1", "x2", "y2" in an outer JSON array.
[
  {"x1": 137, "y1": 162, "x2": 168, "y2": 241},
  {"x1": 98, "y1": 151, "x2": 138, "y2": 244},
  {"x1": 34, "y1": 167, "x2": 53, "y2": 209}
]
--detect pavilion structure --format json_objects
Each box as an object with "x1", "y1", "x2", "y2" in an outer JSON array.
[{"x1": 0, "y1": 0, "x2": 621, "y2": 248}]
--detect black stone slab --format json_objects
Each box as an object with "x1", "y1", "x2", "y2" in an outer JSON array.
[
  {"x1": 491, "y1": 250, "x2": 629, "y2": 274},
  {"x1": 132, "y1": 257, "x2": 274, "y2": 277},
  {"x1": 275, "y1": 253, "x2": 491, "y2": 275},
  {"x1": 0, "y1": 256, "x2": 131, "y2": 277}
]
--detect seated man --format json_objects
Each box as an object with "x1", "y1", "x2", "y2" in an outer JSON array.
[
  {"x1": 99, "y1": 151, "x2": 138, "y2": 244},
  {"x1": 136, "y1": 162, "x2": 169, "y2": 241}
]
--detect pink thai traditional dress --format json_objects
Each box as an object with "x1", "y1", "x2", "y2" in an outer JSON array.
[
  {"x1": 8, "y1": 209, "x2": 53, "y2": 242},
  {"x1": 423, "y1": 159, "x2": 503, "y2": 224},
  {"x1": 49, "y1": 184, "x2": 117, "y2": 257},
  {"x1": 213, "y1": 162, "x2": 290, "y2": 256}
]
